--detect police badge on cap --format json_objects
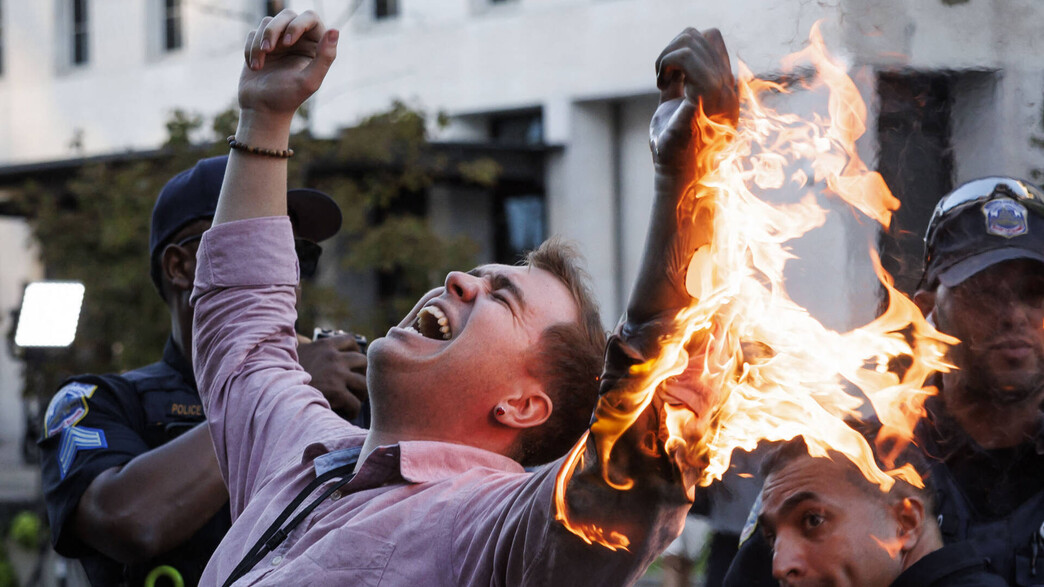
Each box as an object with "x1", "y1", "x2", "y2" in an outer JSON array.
[{"x1": 982, "y1": 198, "x2": 1029, "y2": 239}]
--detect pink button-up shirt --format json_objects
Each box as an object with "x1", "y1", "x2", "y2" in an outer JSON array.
[{"x1": 191, "y1": 217, "x2": 677, "y2": 586}]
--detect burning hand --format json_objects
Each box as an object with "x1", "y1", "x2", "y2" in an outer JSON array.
[{"x1": 650, "y1": 28, "x2": 738, "y2": 173}]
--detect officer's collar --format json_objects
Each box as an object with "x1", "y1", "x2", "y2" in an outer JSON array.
[
  {"x1": 162, "y1": 337, "x2": 198, "y2": 391},
  {"x1": 923, "y1": 380, "x2": 1044, "y2": 456},
  {"x1": 1036, "y1": 420, "x2": 1044, "y2": 456}
]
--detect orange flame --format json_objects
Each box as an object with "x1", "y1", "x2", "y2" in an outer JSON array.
[
  {"x1": 555, "y1": 21, "x2": 960, "y2": 547},
  {"x1": 553, "y1": 432, "x2": 632, "y2": 550},
  {"x1": 871, "y1": 535, "x2": 905, "y2": 559},
  {"x1": 674, "y1": 21, "x2": 958, "y2": 491}
]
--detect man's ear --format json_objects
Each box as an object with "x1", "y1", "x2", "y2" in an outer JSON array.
[
  {"x1": 161, "y1": 243, "x2": 196, "y2": 294},
  {"x1": 912, "y1": 289, "x2": 936, "y2": 320},
  {"x1": 893, "y1": 496, "x2": 926, "y2": 553},
  {"x1": 493, "y1": 381, "x2": 552, "y2": 430}
]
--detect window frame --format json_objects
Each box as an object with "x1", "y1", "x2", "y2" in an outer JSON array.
[
  {"x1": 71, "y1": 0, "x2": 89, "y2": 66},
  {"x1": 373, "y1": 0, "x2": 400, "y2": 21},
  {"x1": 163, "y1": 0, "x2": 183, "y2": 52}
]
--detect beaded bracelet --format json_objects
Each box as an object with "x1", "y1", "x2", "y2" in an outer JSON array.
[{"x1": 226, "y1": 135, "x2": 294, "y2": 158}]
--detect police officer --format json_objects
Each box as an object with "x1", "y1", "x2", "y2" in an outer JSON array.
[
  {"x1": 38, "y1": 156, "x2": 367, "y2": 586},
  {"x1": 723, "y1": 176, "x2": 1044, "y2": 586}
]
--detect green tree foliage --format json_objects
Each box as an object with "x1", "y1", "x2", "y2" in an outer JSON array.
[
  {"x1": 13, "y1": 103, "x2": 488, "y2": 402},
  {"x1": 304, "y1": 102, "x2": 481, "y2": 327},
  {"x1": 14, "y1": 114, "x2": 216, "y2": 399}
]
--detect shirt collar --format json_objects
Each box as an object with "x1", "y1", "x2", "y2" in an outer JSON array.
[
  {"x1": 314, "y1": 446, "x2": 363, "y2": 476},
  {"x1": 922, "y1": 389, "x2": 1044, "y2": 456},
  {"x1": 889, "y1": 541, "x2": 989, "y2": 587},
  {"x1": 1034, "y1": 417, "x2": 1044, "y2": 455},
  {"x1": 304, "y1": 436, "x2": 525, "y2": 483},
  {"x1": 162, "y1": 336, "x2": 197, "y2": 390},
  {"x1": 396, "y1": 440, "x2": 525, "y2": 482}
]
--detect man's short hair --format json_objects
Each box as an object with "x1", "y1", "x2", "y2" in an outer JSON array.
[
  {"x1": 760, "y1": 426, "x2": 935, "y2": 514},
  {"x1": 512, "y1": 237, "x2": 606, "y2": 467}
]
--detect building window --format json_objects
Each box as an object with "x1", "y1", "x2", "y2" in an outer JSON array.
[
  {"x1": 265, "y1": 0, "x2": 285, "y2": 17},
  {"x1": 163, "y1": 0, "x2": 182, "y2": 51},
  {"x1": 876, "y1": 72, "x2": 954, "y2": 296},
  {"x1": 71, "y1": 0, "x2": 89, "y2": 65},
  {"x1": 374, "y1": 0, "x2": 399, "y2": 20},
  {"x1": 502, "y1": 195, "x2": 545, "y2": 258},
  {"x1": 490, "y1": 111, "x2": 543, "y2": 146}
]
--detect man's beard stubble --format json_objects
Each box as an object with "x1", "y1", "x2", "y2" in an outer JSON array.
[{"x1": 950, "y1": 342, "x2": 1044, "y2": 408}]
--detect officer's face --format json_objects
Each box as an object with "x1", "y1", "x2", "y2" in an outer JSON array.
[
  {"x1": 933, "y1": 259, "x2": 1044, "y2": 406},
  {"x1": 759, "y1": 455, "x2": 906, "y2": 587}
]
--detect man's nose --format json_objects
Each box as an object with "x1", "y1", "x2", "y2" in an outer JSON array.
[
  {"x1": 445, "y1": 271, "x2": 480, "y2": 302},
  {"x1": 993, "y1": 294, "x2": 1035, "y2": 329},
  {"x1": 771, "y1": 536, "x2": 807, "y2": 583}
]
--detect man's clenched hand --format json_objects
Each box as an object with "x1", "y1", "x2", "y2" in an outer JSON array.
[
  {"x1": 239, "y1": 9, "x2": 338, "y2": 118},
  {"x1": 650, "y1": 28, "x2": 738, "y2": 173},
  {"x1": 298, "y1": 334, "x2": 368, "y2": 420}
]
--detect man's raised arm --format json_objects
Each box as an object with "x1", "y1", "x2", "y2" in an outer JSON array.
[
  {"x1": 559, "y1": 27, "x2": 738, "y2": 556},
  {"x1": 214, "y1": 10, "x2": 338, "y2": 227},
  {"x1": 190, "y1": 10, "x2": 342, "y2": 509}
]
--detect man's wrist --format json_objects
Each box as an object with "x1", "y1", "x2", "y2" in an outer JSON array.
[
  {"x1": 235, "y1": 110, "x2": 295, "y2": 151},
  {"x1": 653, "y1": 162, "x2": 698, "y2": 193}
]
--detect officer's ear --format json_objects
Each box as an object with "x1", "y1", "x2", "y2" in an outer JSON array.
[{"x1": 161, "y1": 242, "x2": 196, "y2": 294}]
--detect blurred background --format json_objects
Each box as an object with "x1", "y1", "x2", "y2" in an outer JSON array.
[{"x1": 0, "y1": 0, "x2": 1043, "y2": 585}]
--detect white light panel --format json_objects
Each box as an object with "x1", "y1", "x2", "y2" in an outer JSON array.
[{"x1": 14, "y1": 281, "x2": 85, "y2": 347}]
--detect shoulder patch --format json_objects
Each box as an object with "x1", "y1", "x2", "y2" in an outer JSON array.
[
  {"x1": 44, "y1": 382, "x2": 98, "y2": 439},
  {"x1": 57, "y1": 426, "x2": 107, "y2": 479},
  {"x1": 982, "y1": 198, "x2": 1028, "y2": 239},
  {"x1": 738, "y1": 490, "x2": 764, "y2": 546}
]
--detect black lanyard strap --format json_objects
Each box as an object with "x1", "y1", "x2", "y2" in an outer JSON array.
[{"x1": 222, "y1": 460, "x2": 357, "y2": 587}]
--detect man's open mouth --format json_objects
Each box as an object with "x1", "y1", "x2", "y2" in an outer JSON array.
[
  {"x1": 989, "y1": 338, "x2": 1034, "y2": 351},
  {"x1": 404, "y1": 305, "x2": 452, "y2": 340}
]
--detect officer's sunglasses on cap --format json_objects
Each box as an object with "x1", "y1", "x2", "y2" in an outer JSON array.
[
  {"x1": 173, "y1": 234, "x2": 323, "y2": 279},
  {"x1": 173, "y1": 233, "x2": 204, "y2": 248},
  {"x1": 924, "y1": 176, "x2": 1044, "y2": 248}
]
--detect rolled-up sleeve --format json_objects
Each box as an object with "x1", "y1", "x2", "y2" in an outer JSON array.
[{"x1": 190, "y1": 216, "x2": 348, "y2": 518}]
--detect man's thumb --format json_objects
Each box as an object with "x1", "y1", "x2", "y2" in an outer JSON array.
[{"x1": 303, "y1": 28, "x2": 338, "y2": 90}]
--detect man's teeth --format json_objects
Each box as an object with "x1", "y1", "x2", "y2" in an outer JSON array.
[{"x1": 414, "y1": 306, "x2": 452, "y2": 340}]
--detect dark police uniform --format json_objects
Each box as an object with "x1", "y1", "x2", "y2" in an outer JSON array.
[
  {"x1": 723, "y1": 390, "x2": 1044, "y2": 586},
  {"x1": 39, "y1": 339, "x2": 231, "y2": 587},
  {"x1": 923, "y1": 393, "x2": 1044, "y2": 587},
  {"x1": 891, "y1": 541, "x2": 1010, "y2": 587}
]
